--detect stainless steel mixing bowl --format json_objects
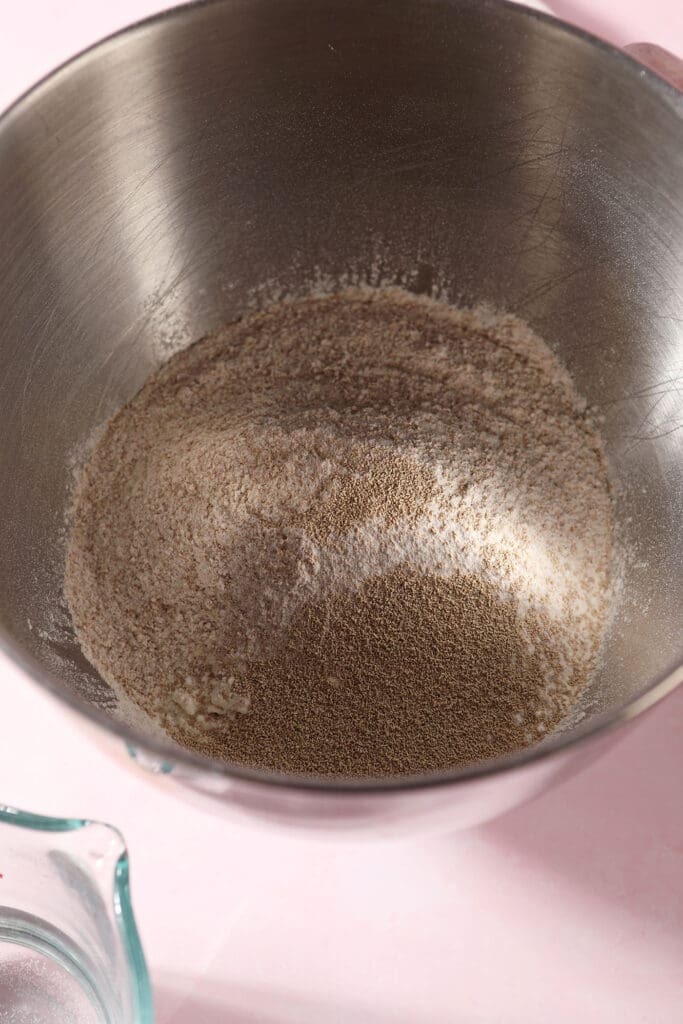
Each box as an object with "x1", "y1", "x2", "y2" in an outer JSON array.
[{"x1": 0, "y1": 0, "x2": 681, "y2": 834}]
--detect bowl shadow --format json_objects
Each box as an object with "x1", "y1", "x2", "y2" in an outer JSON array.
[{"x1": 480, "y1": 684, "x2": 683, "y2": 953}]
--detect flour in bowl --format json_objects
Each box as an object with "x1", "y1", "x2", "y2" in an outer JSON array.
[{"x1": 64, "y1": 289, "x2": 614, "y2": 777}]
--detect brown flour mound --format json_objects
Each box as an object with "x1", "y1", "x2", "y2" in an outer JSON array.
[
  {"x1": 64, "y1": 288, "x2": 614, "y2": 777},
  {"x1": 171, "y1": 568, "x2": 566, "y2": 775}
]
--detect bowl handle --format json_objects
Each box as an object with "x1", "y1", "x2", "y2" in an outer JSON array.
[{"x1": 624, "y1": 43, "x2": 683, "y2": 91}]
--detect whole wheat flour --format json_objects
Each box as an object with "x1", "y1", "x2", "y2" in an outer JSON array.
[{"x1": 64, "y1": 289, "x2": 614, "y2": 777}]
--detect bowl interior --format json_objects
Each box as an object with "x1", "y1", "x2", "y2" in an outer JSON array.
[{"x1": 0, "y1": 0, "x2": 681, "y2": 781}]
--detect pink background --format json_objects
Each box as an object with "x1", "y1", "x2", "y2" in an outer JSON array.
[{"x1": 1, "y1": 2, "x2": 682, "y2": 1021}]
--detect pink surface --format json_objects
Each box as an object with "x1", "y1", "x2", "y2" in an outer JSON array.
[{"x1": 1, "y1": 3, "x2": 682, "y2": 1022}]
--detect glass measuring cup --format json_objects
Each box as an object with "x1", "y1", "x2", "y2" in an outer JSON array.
[{"x1": 0, "y1": 805, "x2": 152, "y2": 1023}]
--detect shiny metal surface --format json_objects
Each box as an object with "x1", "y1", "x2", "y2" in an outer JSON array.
[{"x1": 0, "y1": 0, "x2": 681, "y2": 833}]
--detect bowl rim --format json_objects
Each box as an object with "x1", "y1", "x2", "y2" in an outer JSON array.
[{"x1": 1, "y1": 0, "x2": 681, "y2": 796}]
